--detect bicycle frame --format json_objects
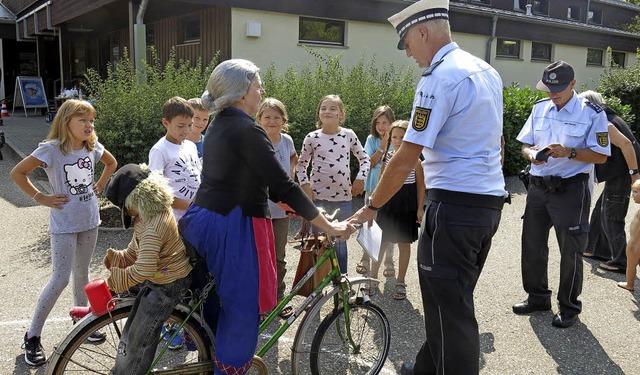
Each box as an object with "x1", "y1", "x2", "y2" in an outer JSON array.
[{"x1": 255, "y1": 238, "x2": 358, "y2": 357}]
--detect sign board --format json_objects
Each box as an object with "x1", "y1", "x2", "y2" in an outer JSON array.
[{"x1": 13, "y1": 76, "x2": 48, "y2": 117}]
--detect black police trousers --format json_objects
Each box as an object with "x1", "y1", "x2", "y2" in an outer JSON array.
[
  {"x1": 585, "y1": 173, "x2": 631, "y2": 266},
  {"x1": 412, "y1": 199, "x2": 501, "y2": 375},
  {"x1": 521, "y1": 175, "x2": 590, "y2": 317}
]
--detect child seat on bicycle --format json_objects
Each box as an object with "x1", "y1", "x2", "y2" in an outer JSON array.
[{"x1": 103, "y1": 163, "x2": 192, "y2": 375}]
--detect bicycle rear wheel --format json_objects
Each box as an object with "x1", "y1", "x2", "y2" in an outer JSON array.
[
  {"x1": 309, "y1": 300, "x2": 390, "y2": 375},
  {"x1": 46, "y1": 305, "x2": 213, "y2": 375}
]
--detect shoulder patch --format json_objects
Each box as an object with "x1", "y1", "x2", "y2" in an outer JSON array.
[
  {"x1": 586, "y1": 101, "x2": 603, "y2": 113},
  {"x1": 412, "y1": 107, "x2": 431, "y2": 132},
  {"x1": 596, "y1": 132, "x2": 609, "y2": 147},
  {"x1": 534, "y1": 98, "x2": 551, "y2": 104}
]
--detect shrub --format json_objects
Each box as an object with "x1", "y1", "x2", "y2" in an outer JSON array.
[
  {"x1": 84, "y1": 48, "x2": 217, "y2": 166},
  {"x1": 502, "y1": 83, "x2": 546, "y2": 175},
  {"x1": 598, "y1": 49, "x2": 640, "y2": 135},
  {"x1": 262, "y1": 49, "x2": 416, "y2": 177}
]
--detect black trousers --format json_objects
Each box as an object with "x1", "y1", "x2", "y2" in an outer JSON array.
[
  {"x1": 585, "y1": 174, "x2": 631, "y2": 266},
  {"x1": 521, "y1": 177, "x2": 590, "y2": 316},
  {"x1": 413, "y1": 199, "x2": 501, "y2": 375}
]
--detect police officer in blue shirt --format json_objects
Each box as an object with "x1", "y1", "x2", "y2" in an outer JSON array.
[
  {"x1": 349, "y1": 0, "x2": 508, "y2": 373},
  {"x1": 514, "y1": 61, "x2": 610, "y2": 328}
]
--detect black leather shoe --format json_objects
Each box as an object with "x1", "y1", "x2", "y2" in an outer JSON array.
[
  {"x1": 512, "y1": 300, "x2": 551, "y2": 315},
  {"x1": 552, "y1": 312, "x2": 577, "y2": 328},
  {"x1": 400, "y1": 361, "x2": 415, "y2": 375}
]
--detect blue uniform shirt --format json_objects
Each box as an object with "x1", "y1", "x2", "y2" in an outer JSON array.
[
  {"x1": 403, "y1": 42, "x2": 507, "y2": 197},
  {"x1": 517, "y1": 93, "x2": 610, "y2": 178}
]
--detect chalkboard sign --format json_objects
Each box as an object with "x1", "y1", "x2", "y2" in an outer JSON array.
[{"x1": 13, "y1": 76, "x2": 48, "y2": 117}]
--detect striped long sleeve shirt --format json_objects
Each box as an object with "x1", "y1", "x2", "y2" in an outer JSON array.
[{"x1": 107, "y1": 210, "x2": 192, "y2": 292}]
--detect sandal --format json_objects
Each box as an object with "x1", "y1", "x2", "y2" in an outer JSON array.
[
  {"x1": 383, "y1": 268, "x2": 395, "y2": 278},
  {"x1": 393, "y1": 282, "x2": 407, "y2": 300},
  {"x1": 356, "y1": 263, "x2": 369, "y2": 275},
  {"x1": 617, "y1": 281, "x2": 635, "y2": 292},
  {"x1": 278, "y1": 305, "x2": 294, "y2": 319},
  {"x1": 361, "y1": 281, "x2": 379, "y2": 296},
  {"x1": 599, "y1": 263, "x2": 626, "y2": 274}
]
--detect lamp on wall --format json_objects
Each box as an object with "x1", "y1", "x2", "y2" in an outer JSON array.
[{"x1": 246, "y1": 21, "x2": 261, "y2": 37}]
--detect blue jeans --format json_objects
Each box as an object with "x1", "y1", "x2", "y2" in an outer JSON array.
[
  {"x1": 313, "y1": 200, "x2": 351, "y2": 273},
  {"x1": 112, "y1": 276, "x2": 191, "y2": 375}
]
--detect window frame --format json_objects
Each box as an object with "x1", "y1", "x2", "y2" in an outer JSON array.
[
  {"x1": 567, "y1": 6, "x2": 581, "y2": 21},
  {"x1": 180, "y1": 14, "x2": 201, "y2": 44},
  {"x1": 611, "y1": 51, "x2": 626, "y2": 68},
  {"x1": 496, "y1": 38, "x2": 521, "y2": 59},
  {"x1": 533, "y1": 0, "x2": 550, "y2": 16},
  {"x1": 531, "y1": 42, "x2": 552, "y2": 62},
  {"x1": 298, "y1": 16, "x2": 346, "y2": 47},
  {"x1": 587, "y1": 9, "x2": 603, "y2": 25},
  {"x1": 586, "y1": 48, "x2": 604, "y2": 66}
]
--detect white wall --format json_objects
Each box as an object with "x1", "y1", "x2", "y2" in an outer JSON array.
[
  {"x1": 231, "y1": 8, "x2": 636, "y2": 92},
  {"x1": 231, "y1": 8, "x2": 419, "y2": 76}
]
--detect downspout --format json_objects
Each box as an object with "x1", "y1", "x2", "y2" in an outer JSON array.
[
  {"x1": 485, "y1": 14, "x2": 498, "y2": 64},
  {"x1": 133, "y1": 0, "x2": 148, "y2": 73},
  {"x1": 586, "y1": 0, "x2": 591, "y2": 24}
]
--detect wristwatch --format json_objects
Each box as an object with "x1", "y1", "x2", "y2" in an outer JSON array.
[
  {"x1": 568, "y1": 147, "x2": 577, "y2": 159},
  {"x1": 366, "y1": 196, "x2": 381, "y2": 212},
  {"x1": 630, "y1": 169, "x2": 640, "y2": 175}
]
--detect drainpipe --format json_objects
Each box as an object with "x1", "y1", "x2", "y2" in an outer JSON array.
[
  {"x1": 485, "y1": 14, "x2": 499, "y2": 64},
  {"x1": 133, "y1": 0, "x2": 148, "y2": 73},
  {"x1": 586, "y1": 0, "x2": 591, "y2": 23}
]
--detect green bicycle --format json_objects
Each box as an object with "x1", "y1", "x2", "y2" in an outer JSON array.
[{"x1": 45, "y1": 224, "x2": 391, "y2": 374}]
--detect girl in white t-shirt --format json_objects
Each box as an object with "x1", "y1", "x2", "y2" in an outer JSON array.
[
  {"x1": 296, "y1": 94, "x2": 370, "y2": 273},
  {"x1": 11, "y1": 99, "x2": 117, "y2": 366},
  {"x1": 257, "y1": 97, "x2": 297, "y2": 319}
]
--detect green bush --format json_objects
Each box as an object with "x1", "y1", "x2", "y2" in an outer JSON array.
[
  {"x1": 502, "y1": 83, "x2": 546, "y2": 175},
  {"x1": 84, "y1": 48, "x2": 217, "y2": 166},
  {"x1": 262, "y1": 50, "x2": 416, "y2": 177},
  {"x1": 598, "y1": 49, "x2": 640, "y2": 134}
]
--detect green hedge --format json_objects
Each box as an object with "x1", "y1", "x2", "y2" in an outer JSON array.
[
  {"x1": 84, "y1": 48, "x2": 217, "y2": 166},
  {"x1": 87, "y1": 49, "x2": 630, "y2": 179}
]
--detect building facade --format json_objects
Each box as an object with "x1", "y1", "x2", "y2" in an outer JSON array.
[{"x1": 0, "y1": 0, "x2": 638, "y2": 108}]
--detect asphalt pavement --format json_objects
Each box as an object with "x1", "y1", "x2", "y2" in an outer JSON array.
[{"x1": 0, "y1": 114, "x2": 639, "y2": 374}]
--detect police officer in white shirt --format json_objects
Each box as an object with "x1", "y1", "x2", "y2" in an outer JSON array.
[
  {"x1": 349, "y1": 0, "x2": 508, "y2": 373},
  {"x1": 514, "y1": 61, "x2": 610, "y2": 329}
]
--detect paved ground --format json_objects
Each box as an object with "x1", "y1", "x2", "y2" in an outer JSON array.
[{"x1": 0, "y1": 114, "x2": 639, "y2": 374}]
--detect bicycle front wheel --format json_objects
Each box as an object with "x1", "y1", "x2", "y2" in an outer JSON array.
[
  {"x1": 46, "y1": 305, "x2": 213, "y2": 375},
  {"x1": 309, "y1": 300, "x2": 390, "y2": 375}
]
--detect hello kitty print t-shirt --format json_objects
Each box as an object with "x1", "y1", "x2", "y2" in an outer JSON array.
[
  {"x1": 296, "y1": 128, "x2": 370, "y2": 201},
  {"x1": 31, "y1": 140, "x2": 105, "y2": 234}
]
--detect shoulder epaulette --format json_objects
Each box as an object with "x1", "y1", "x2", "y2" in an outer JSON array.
[
  {"x1": 534, "y1": 98, "x2": 551, "y2": 104},
  {"x1": 422, "y1": 58, "x2": 445, "y2": 77},
  {"x1": 585, "y1": 101, "x2": 603, "y2": 113}
]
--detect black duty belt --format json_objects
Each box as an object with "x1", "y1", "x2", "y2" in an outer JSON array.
[
  {"x1": 427, "y1": 189, "x2": 509, "y2": 210},
  {"x1": 529, "y1": 173, "x2": 588, "y2": 192}
]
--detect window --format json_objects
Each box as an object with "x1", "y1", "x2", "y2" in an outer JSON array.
[
  {"x1": 496, "y1": 38, "x2": 520, "y2": 59},
  {"x1": 146, "y1": 24, "x2": 155, "y2": 48},
  {"x1": 533, "y1": 0, "x2": 549, "y2": 16},
  {"x1": 587, "y1": 48, "x2": 603, "y2": 66},
  {"x1": 567, "y1": 6, "x2": 580, "y2": 21},
  {"x1": 299, "y1": 17, "x2": 346, "y2": 46},
  {"x1": 611, "y1": 51, "x2": 626, "y2": 68},
  {"x1": 514, "y1": 0, "x2": 527, "y2": 11},
  {"x1": 588, "y1": 9, "x2": 602, "y2": 25},
  {"x1": 531, "y1": 42, "x2": 552, "y2": 62},
  {"x1": 180, "y1": 14, "x2": 200, "y2": 44}
]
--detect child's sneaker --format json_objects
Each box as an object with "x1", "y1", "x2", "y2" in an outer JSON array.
[
  {"x1": 23, "y1": 333, "x2": 46, "y2": 367},
  {"x1": 160, "y1": 324, "x2": 183, "y2": 350},
  {"x1": 87, "y1": 330, "x2": 107, "y2": 343}
]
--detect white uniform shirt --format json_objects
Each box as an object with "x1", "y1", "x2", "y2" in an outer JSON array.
[
  {"x1": 517, "y1": 93, "x2": 610, "y2": 178},
  {"x1": 403, "y1": 42, "x2": 507, "y2": 197},
  {"x1": 148, "y1": 137, "x2": 202, "y2": 220}
]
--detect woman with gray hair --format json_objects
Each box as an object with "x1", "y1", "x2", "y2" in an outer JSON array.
[
  {"x1": 580, "y1": 90, "x2": 640, "y2": 274},
  {"x1": 178, "y1": 59, "x2": 354, "y2": 374}
]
